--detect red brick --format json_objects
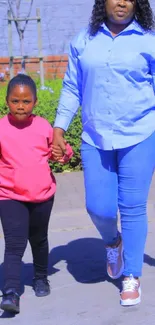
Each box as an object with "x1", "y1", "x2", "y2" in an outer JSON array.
[
  {"x1": 58, "y1": 61, "x2": 68, "y2": 67},
  {"x1": 56, "y1": 73, "x2": 65, "y2": 79},
  {"x1": 0, "y1": 55, "x2": 68, "y2": 80},
  {"x1": 61, "y1": 55, "x2": 68, "y2": 61},
  {"x1": 0, "y1": 57, "x2": 9, "y2": 64}
]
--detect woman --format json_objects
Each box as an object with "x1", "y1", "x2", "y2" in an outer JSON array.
[{"x1": 52, "y1": 0, "x2": 155, "y2": 306}]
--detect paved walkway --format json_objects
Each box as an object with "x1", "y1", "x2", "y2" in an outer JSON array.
[{"x1": 0, "y1": 171, "x2": 155, "y2": 324}]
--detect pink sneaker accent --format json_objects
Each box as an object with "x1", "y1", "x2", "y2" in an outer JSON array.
[{"x1": 120, "y1": 275, "x2": 141, "y2": 306}]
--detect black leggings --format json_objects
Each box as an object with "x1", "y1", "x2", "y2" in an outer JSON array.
[{"x1": 0, "y1": 197, "x2": 54, "y2": 294}]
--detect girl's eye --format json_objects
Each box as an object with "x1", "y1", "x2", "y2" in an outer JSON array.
[
  {"x1": 24, "y1": 100, "x2": 31, "y2": 104},
  {"x1": 12, "y1": 100, "x2": 18, "y2": 104}
]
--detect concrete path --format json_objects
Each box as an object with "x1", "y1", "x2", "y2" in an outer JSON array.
[{"x1": 0, "y1": 171, "x2": 155, "y2": 324}]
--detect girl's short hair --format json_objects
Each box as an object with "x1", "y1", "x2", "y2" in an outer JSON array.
[{"x1": 7, "y1": 74, "x2": 37, "y2": 99}]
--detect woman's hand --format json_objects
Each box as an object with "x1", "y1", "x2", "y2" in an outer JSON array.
[
  {"x1": 51, "y1": 128, "x2": 73, "y2": 163},
  {"x1": 52, "y1": 127, "x2": 66, "y2": 161},
  {"x1": 51, "y1": 145, "x2": 64, "y2": 161}
]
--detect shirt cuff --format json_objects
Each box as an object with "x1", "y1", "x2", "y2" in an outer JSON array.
[{"x1": 54, "y1": 113, "x2": 74, "y2": 131}]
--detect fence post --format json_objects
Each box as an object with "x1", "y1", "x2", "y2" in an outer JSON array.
[
  {"x1": 8, "y1": 10, "x2": 14, "y2": 79},
  {"x1": 36, "y1": 8, "x2": 44, "y2": 88}
]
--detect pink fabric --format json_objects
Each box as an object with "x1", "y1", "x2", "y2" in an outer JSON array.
[{"x1": 0, "y1": 114, "x2": 73, "y2": 202}]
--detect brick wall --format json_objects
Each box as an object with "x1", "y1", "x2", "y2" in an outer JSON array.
[
  {"x1": 0, "y1": 55, "x2": 68, "y2": 80},
  {"x1": 0, "y1": 0, "x2": 94, "y2": 81}
]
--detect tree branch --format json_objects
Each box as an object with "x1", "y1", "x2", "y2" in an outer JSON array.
[
  {"x1": 8, "y1": 0, "x2": 20, "y2": 37},
  {"x1": 7, "y1": 0, "x2": 34, "y2": 73}
]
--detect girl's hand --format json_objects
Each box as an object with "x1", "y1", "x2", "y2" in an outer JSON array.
[
  {"x1": 51, "y1": 144, "x2": 73, "y2": 164},
  {"x1": 51, "y1": 128, "x2": 73, "y2": 163},
  {"x1": 52, "y1": 128, "x2": 67, "y2": 161},
  {"x1": 51, "y1": 145, "x2": 64, "y2": 161},
  {"x1": 57, "y1": 144, "x2": 73, "y2": 164}
]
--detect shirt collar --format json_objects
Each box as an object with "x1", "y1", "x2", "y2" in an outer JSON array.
[
  {"x1": 8, "y1": 113, "x2": 34, "y2": 128},
  {"x1": 101, "y1": 20, "x2": 145, "y2": 35}
]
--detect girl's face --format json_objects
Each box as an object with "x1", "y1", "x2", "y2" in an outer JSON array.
[
  {"x1": 6, "y1": 85, "x2": 37, "y2": 122},
  {"x1": 105, "y1": 0, "x2": 136, "y2": 25}
]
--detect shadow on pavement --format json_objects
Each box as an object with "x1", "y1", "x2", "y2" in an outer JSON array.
[
  {"x1": 0, "y1": 237, "x2": 122, "y2": 318},
  {"x1": 144, "y1": 253, "x2": 155, "y2": 267},
  {"x1": 49, "y1": 237, "x2": 122, "y2": 290},
  {"x1": 0, "y1": 311, "x2": 16, "y2": 319}
]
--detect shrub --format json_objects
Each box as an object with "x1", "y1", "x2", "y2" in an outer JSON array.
[
  {"x1": 0, "y1": 79, "x2": 82, "y2": 172},
  {"x1": 0, "y1": 86, "x2": 8, "y2": 116}
]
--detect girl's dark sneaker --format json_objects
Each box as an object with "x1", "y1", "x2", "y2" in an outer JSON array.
[
  {"x1": 33, "y1": 278, "x2": 50, "y2": 297},
  {"x1": 0, "y1": 289, "x2": 20, "y2": 313}
]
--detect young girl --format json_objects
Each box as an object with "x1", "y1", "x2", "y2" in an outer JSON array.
[{"x1": 0, "y1": 74, "x2": 73, "y2": 314}]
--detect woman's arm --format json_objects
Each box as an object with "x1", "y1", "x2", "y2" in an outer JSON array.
[{"x1": 52, "y1": 29, "x2": 87, "y2": 157}]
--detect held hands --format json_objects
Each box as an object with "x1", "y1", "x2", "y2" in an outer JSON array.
[
  {"x1": 51, "y1": 128, "x2": 73, "y2": 163},
  {"x1": 51, "y1": 144, "x2": 66, "y2": 163}
]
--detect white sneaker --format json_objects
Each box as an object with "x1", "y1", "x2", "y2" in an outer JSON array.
[
  {"x1": 120, "y1": 275, "x2": 141, "y2": 306},
  {"x1": 106, "y1": 238, "x2": 124, "y2": 279}
]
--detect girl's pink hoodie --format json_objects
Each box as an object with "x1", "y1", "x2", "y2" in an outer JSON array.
[{"x1": 0, "y1": 114, "x2": 73, "y2": 202}]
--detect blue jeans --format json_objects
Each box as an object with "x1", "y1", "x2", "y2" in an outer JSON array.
[{"x1": 81, "y1": 132, "x2": 155, "y2": 277}]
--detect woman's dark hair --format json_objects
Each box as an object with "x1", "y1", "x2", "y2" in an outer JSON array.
[
  {"x1": 7, "y1": 74, "x2": 37, "y2": 99},
  {"x1": 89, "y1": 0, "x2": 155, "y2": 35}
]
